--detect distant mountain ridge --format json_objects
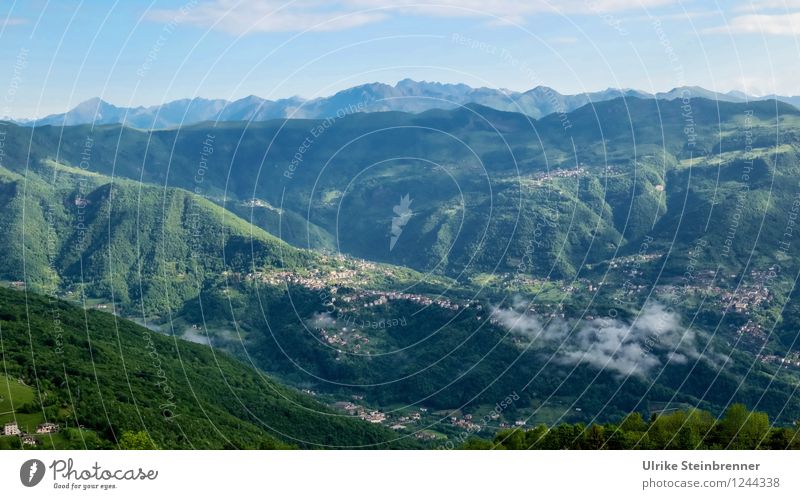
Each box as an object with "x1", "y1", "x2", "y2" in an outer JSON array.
[{"x1": 14, "y1": 79, "x2": 800, "y2": 128}]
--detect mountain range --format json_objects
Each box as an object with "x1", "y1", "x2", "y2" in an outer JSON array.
[
  {"x1": 3, "y1": 94, "x2": 800, "y2": 437},
  {"x1": 13, "y1": 79, "x2": 800, "y2": 129}
]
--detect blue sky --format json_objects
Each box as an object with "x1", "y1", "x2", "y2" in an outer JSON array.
[{"x1": 1, "y1": 0, "x2": 798, "y2": 118}]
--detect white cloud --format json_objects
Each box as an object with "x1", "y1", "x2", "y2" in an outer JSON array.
[
  {"x1": 147, "y1": 0, "x2": 678, "y2": 35},
  {"x1": 0, "y1": 17, "x2": 27, "y2": 28},
  {"x1": 348, "y1": 0, "x2": 677, "y2": 17},
  {"x1": 307, "y1": 312, "x2": 337, "y2": 328},
  {"x1": 632, "y1": 10, "x2": 721, "y2": 21},
  {"x1": 492, "y1": 300, "x2": 704, "y2": 377},
  {"x1": 734, "y1": 0, "x2": 800, "y2": 12},
  {"x1": 147, "y1": 0, "x2": 387, "y2": 34},
  {"x1": 704, "y1": 11, "x2": 800, "y2": 35}
]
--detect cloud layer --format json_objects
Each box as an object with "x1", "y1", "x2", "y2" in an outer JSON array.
[
  {"x1": 492, "y1": 299, "x2": 703, "y2": 377},
  {"x1": 705, "y1": 12, "x2": 800, "y2": 35},
  {"x1": 0, "y1": 17, "x2": 27, "y2": 28},
  {"x1": 147, "y1": 0, "x2": 675, "y2": 35},
  {"x1": 148, "y1": 0, "x2": 387, "y2": 34}
]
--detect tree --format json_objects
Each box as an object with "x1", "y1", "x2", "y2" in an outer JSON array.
[
  {"x1": 118, "y1": 430, "x2": 158, "y2": 450},
  {"x1": 717, "y1": 404, "x2": 770, "y2": 449},
  {"x1": 494, "y1": 429, "x2": 527, "y2": 449},
  {"x1": 524, "y1": 425, "x2": 548, "y2": 449},
  {"x1": 619, "y1": 412, "x2": 647, "y2": 432}
]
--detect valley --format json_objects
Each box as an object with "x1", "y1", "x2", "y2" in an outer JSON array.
[{"x1": 2, "y1": 94, "x2": 800, "y2": 447}]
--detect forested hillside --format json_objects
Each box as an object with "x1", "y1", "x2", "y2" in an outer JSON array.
[{"x1": 0, "y1": 286, "x2": 412, "y2": 449}]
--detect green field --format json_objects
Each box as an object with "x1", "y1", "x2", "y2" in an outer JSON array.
[
  {"x1": 0, "y1": 374, "x2": 35, "y2": 415},
  {"x1": 0, "y1": 374, "x2": 48, "y2": 448}
]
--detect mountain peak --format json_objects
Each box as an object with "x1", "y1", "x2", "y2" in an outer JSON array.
[
  {"x1": 19, "y1": 82, "x2": 800, "y2": 128},
  {"x1": 74, "y1": 96, "x2": 112, "y2": 110}
]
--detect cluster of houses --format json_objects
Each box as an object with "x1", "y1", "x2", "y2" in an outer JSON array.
[
  {"x1": 415, "y1": 431, "x2": 438, "y2": 441},
  {"x1": 721, "y1": 269, "x2": 777, "y2": 314},
  {"x1": 248, "y1": 264, "x2": 472, "y2": 314},
  {"x1": 238, "y1": 248, "x2": 482, "y2": 316},
  {"x1": 330, "y1": 396, "x2": 537, "y2": 439},
  {"x1": 332, "y1": 401, "x2": 428, "y2": 428},
  {"x1": 318, "y1": 327, "x2": 369, "y2": 351},
  {"x1": 251, "y1": 267, "x2": 370, "y2": 290},
  {"x1": 624, "y1": 264, "x2": 774, "y2": 316},
  {"x1": 332, "y1": 402, "x2": 388, "y2": 424},
  {"x1": 610, "y1": 253, "x2": 776, "y2": 318},
  {"x1": 360, "y1": 410, "x2": 386, "y2": 424},
  {"x1": 528, "y1": 166, "x2": 587, "y2": 186},
  {"x1": 246, "y1": 256, "x2": 382, "y2": 290},
  {"x1": 757, "y1": 353, "x2": 800, "y2": 369},
  {"x1": 244, "y1": 261, "x2": 485, "y2": 357},
  {"x1": 736, "y1": 320, "x2": 767, "y2": 343},
  {"x1": 721, "y1": 286, "x2": 769, "y2": 314},
  {"x1": 720, "y1": 284, "x2": 771, "y2": 314},
  {"x1": 450, "y1": 414, "x2": 480, "y2": 431},
  {"x1": 346, "y1": 289, "x2": 469, "y2": 312},
  {"x1": 2, "y1": 421, "x2": 59, "y2": 446},
  {"x1": 314, "y1": 292, "x2": 482, "y2": 355}
]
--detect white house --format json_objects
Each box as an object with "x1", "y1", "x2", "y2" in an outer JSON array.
[
  {"x1": 36, "y1": 422, "x2": 60, "y2": 434},
  {"x1": 21, "y1": 434, "x2": 38, "y2": 446},
  {"x1": 3, "y1": 422, "x2": 20, "y2": 436}
]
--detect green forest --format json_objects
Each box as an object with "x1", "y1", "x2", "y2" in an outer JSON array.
[
  {"x1": 0, "y1": 286, "x2": 415, "y2": 449},
  {"x1": 465, "y1": 405, "x2": 800, "y2": 450}
]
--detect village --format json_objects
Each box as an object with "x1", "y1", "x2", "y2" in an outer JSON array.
[
  {"x1": 736, "y1": 320, "x2": 768, "y2": 344},
  {"x1": 243, "y1": 257, "x2": 474, "y2": 316},
  {"x1": 607, "y1": 256, "x2": 784, "y2": 365},
  {"x1": 329, "y1": 398, "x2": 524, "y2": 440},
  {"x1": 529, "y1": 166, "x2": 587, "y2": 186},
  {"x1": 757, "y1": 352, "x2": 800, "y2": 370},
  {"x1": 332, "y1": 400, "x2": 423, "y2": 431},
  {"x1": 2, "y1": 420, "x2": 60, "y2": 447}
]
